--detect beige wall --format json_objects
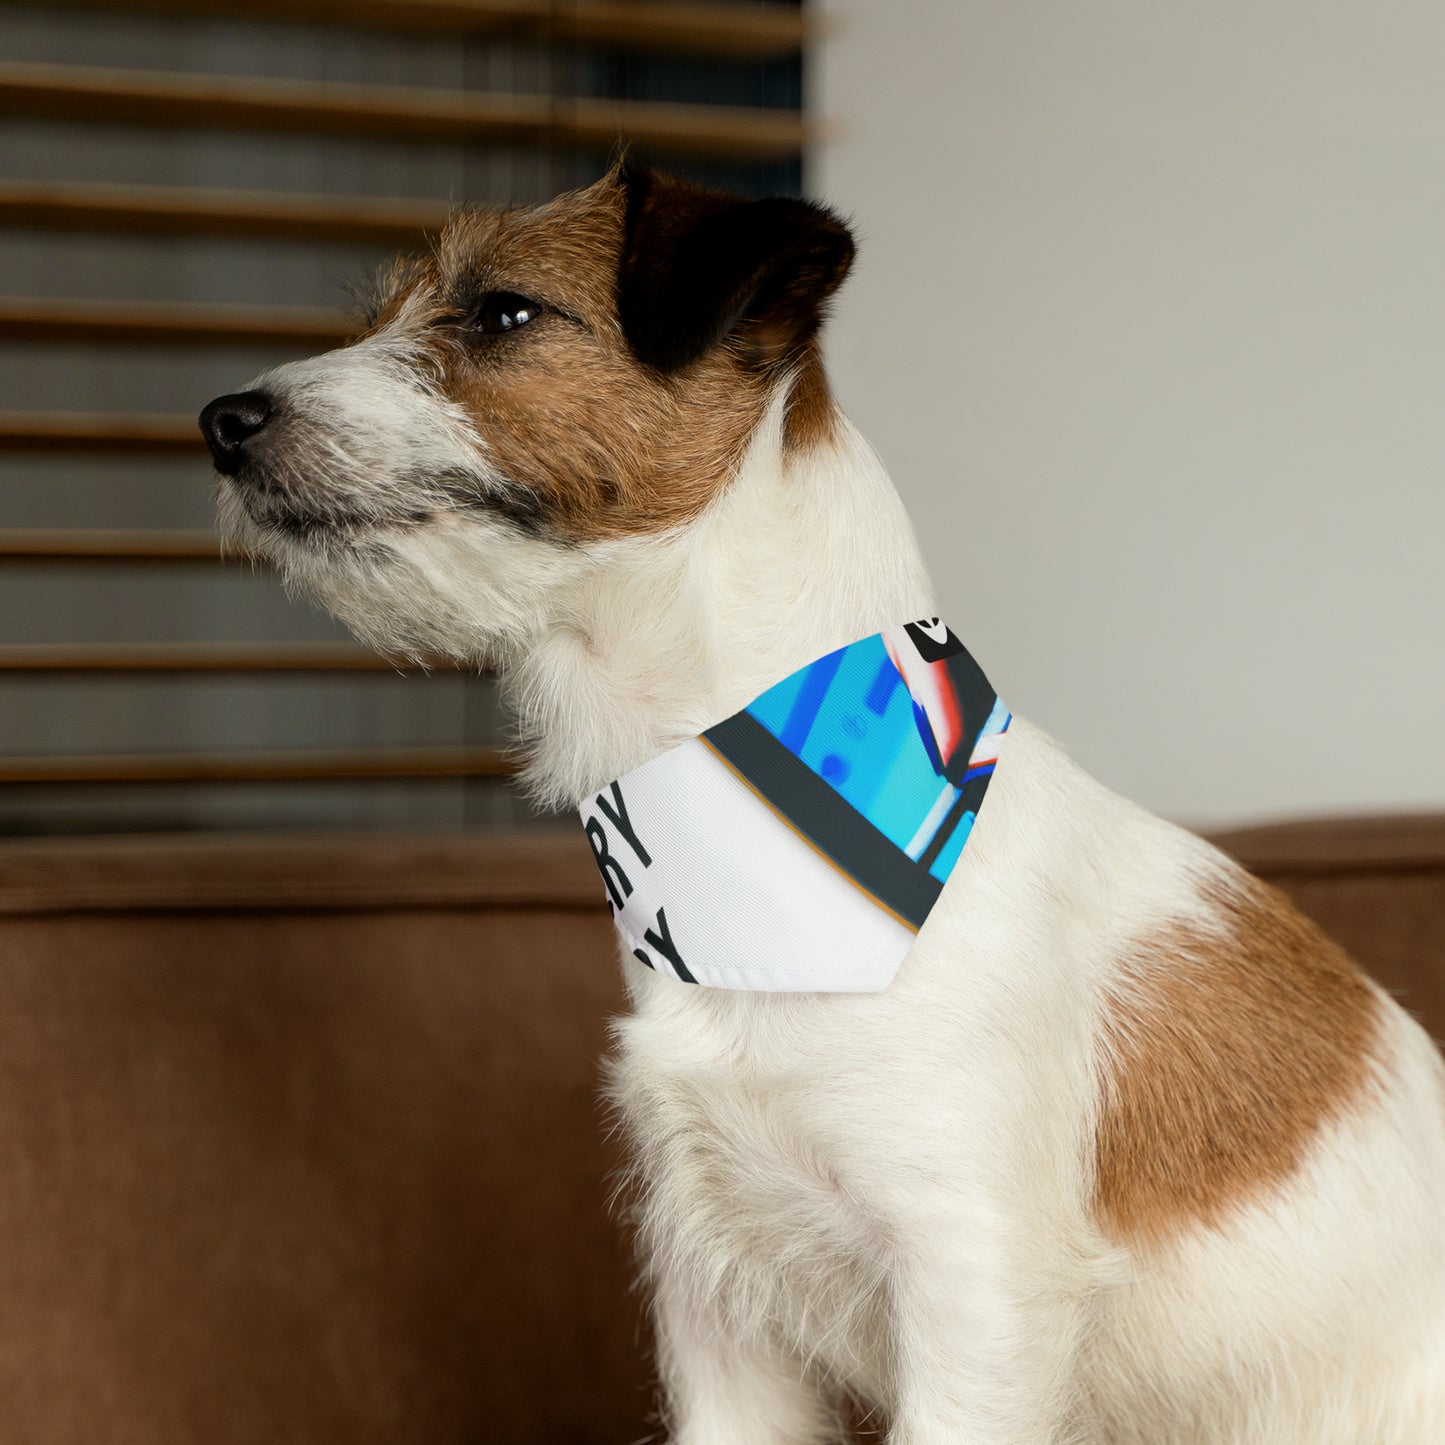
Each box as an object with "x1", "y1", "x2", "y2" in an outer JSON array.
[{"x1": 814, "y1": 2, "x2": 1445, "y2": 827}]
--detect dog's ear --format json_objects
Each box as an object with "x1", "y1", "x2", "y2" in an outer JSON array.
[{"x1": 617, "y1": 162, "x2": 855, "y2": 374}]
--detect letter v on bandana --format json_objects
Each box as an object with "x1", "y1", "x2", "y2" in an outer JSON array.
[{"x1": 579, "y1": 620, "x2": 1010, "y2": 992}]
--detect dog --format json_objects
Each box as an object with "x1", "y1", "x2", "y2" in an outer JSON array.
[{"x1": 200, "y1": 161, "x2": 1445, "y2": 1444}]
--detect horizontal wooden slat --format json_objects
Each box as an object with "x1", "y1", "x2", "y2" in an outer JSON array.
[
  {"x1": 0, "y1": 412, "x2": 202, "y2": 452},
  {"x1": 0, "y1": 296, "x2": 353, "y2": 348},
  {"x1": 0, "y1": 179, "x2": 449, "y2": 245},
  {"x1": 547, "y1": 0, "x2": 809, "y2": 57},
  {"x1": 0, "y1": 62, "x2": 811, "y2": 161},
  {"x1": 0, "y1": 643, "x2": 421, "y2": 672},
  {"x1": 0, "y1": 832, "x2": 602, "y2": 916},
  {"x1": 0, "y1": 0, "x2": 810, "y2": 58},
  {"x1": 0, "y1": 529, "x2": 226, "y2": 561},
  {"x1": 0, "y1": 744, "x2": 513, "y2": 783}
]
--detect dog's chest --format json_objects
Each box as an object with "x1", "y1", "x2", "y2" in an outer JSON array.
[{"x1": 612, "y1": 994, "x2": 892, "y2": 1389}]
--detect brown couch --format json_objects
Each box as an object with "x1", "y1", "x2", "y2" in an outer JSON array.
[{"x1": 0, "y1": 817, "x2": 1440, "y2": 1443}]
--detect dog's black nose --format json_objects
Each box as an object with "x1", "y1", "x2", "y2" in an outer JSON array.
[{"x1": 199, "y1": 390, "x2": 272, "y2": 475}]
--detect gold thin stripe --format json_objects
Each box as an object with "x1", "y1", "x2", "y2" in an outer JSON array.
[{"x1": 697, "y1": 735, "x2": 920, "y2": 936}]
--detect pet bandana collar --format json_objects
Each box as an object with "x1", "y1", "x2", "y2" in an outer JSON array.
[{"x1": 579, "y1": 619, "x2": 1010, "y2": 993}]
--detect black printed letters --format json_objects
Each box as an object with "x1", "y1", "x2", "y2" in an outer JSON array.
[
  {"x1": 583, "y1": 782, "x2": 693, "y2": 983},
  {"x1": 595, "y1": 781, "x2": 652, "y2": 867},
  {"x1": 584, "y1": 816, "x2": 632, "y2": 912}
]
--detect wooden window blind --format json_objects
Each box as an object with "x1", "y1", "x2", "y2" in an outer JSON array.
[{"x1": 0, "y1": 0, "x2": 809, "y2": 834}]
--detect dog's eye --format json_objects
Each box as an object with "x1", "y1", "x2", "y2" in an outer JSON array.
[{"x1": 472, "y1": 291, "x2": 543, "y2": 334}]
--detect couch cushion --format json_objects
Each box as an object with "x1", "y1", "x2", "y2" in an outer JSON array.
[
  {"x1": 0, "y1": 817, "x2": 1439, "y2": 1443},
  {"x1": 0, "y1": 832, "x2": 646, "y2": 1445}
]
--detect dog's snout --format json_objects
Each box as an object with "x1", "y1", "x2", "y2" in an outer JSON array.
[{"x1": 199, "y1": 390, "x2": 273, "y2": 475}]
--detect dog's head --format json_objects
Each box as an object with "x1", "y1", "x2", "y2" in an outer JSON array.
[{"x1": 200, "y1": 163, "x2": 854, "y2": 663}]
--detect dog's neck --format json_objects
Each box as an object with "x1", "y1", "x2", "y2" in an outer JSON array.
[{"x1": 502, "y1": 392, "x2": 937, "y2": 810}]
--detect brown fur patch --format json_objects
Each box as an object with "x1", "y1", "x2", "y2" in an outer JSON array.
[
  {"x1": 436, "y1": 185, "x2": 768, "y2": 540},
  {"x1": 1093, "y1": 872, "x2": 1382, "y2": 1247},
  {"x1": 366, "y1": 172, "x2": 840, "y2": 542},
  {"x1": 782, "y1": 343, "x2": 840, "y2": 454}
]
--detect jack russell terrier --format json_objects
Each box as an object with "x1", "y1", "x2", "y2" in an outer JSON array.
[{"x1": 200, "y1": 162, "x2": 1445, "y2": 1444}]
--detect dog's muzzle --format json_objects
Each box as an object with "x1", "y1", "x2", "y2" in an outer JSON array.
[{"x1": 199, "y1": 390, "x2": 274, "y2": 476}]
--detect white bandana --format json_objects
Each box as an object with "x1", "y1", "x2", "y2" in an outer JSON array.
[{"x1": 579, "y1": 620, "x2": 1010, "y2": 992}]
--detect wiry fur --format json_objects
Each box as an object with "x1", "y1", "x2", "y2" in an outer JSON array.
[{"x1": 205, "y1": 169, "x2": 1445, "y2": 1444}]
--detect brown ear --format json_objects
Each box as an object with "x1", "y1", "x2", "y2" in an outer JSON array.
[{"x1": 617, "y1": 162, "x2": 855, "y2": 374}]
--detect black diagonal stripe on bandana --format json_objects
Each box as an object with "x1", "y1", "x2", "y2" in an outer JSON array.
[{"x1": 703, "y1": 712, "x2": 942, "y2": 931}]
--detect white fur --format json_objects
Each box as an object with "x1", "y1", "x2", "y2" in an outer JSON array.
[{"x1": 220, "y1": 349, "x2": 1445, "y2": 1444}]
